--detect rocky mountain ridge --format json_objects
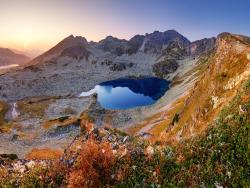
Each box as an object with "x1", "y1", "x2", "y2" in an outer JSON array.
[
  {"x1": 0, "y1": 30, "x2": 215, "y2": 101},
  {"x1": 29, "y1": 29, "x2": 214, "y2": 66}
]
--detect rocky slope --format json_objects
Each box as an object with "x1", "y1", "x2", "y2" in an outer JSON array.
[
  {"x1": 188, "y1": 37, "x2": 216, "y2": 57},
  {"x1": 159, "y1": 33, "x2": 250, "y2": 143}
]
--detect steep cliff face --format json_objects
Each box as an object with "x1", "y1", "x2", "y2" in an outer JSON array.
[
  {"x1": 97, "y1": 36, "x2": 128, "y2": 56},
  {"x1": 143, "y1": 30, "x2": 191, "y2": 54},
  {"x1": 162, "y1": 33, "x2": 250, "y2": 142},
  {"x1": 97, "y1": 30, "x2": 191, "y2": 55},
  {"x1": 188, "y1": 37, "x2": 216, "y2": 57}
]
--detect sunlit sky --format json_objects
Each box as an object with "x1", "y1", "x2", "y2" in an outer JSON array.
[{"x1": 0, "y1": 0, "x2": 250, "y2": 55}]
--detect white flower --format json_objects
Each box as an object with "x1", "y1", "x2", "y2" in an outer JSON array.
[
  {"x1": 26, "y1": 160, "x2": 35, "y2": 169},
  {"x1": 145, "y1": 146, "x2": 154, "y2": 156}
]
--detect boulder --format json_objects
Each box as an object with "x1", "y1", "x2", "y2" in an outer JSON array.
[{"x1": 153, "y1": 59, "x2": 179, "y2": 78}]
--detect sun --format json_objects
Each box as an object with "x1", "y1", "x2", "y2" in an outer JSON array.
[
  {"x1": 18, "y1": 27, "x2": 33, "y2": 49},
  {"x1": 23, "y1": 42, "x2": 28, "y2": 48}
]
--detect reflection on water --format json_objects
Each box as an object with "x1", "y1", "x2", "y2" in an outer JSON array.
[{"x1": 80, "y1": 77, "x2": 170, "y2": 110}]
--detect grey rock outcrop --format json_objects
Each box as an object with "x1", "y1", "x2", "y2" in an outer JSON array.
[
  {"x1": 153, "y1": 59, "x2": 179, "y2": 78},
  {"x1": 188, "y1": 37, "x2": 216, "y2": 57}
]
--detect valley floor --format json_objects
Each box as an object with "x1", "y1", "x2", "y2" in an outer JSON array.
[{"x1": 0, "y1": 57, "x2": 198, "y2": 157}]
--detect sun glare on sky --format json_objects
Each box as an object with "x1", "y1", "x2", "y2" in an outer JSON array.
[
  {"x1": 0, "y1": 0, "x2": 250, "y2": 55},
  {"x1": 20, "y1": 28, "x2": 33, "y2": 48}
]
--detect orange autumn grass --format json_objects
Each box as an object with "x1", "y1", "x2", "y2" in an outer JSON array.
[
  {"x1": 126, "y1": 92, "x2": 189, "y2": 143},
  {"x1": 26, "y1": 148, "x2": 63, "y2": 160}
]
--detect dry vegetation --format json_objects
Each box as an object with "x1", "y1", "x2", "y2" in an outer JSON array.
[
  {"x1": 0, "y1": 101, "x2": 8, "y2": 125},
  {"x1": 17, "y1": 98, "x2": 53, "y2": 118},
  {"x1": 0, "y1": 101, "x2": 12, "y2": 133},
  {"x1": 150, "y1": 94, "x2": 189, "y2": 140},
  {"x1": 26, "y1": 148, "x2": 63, "y2": 160},
  {"x1": 42, "y1": 116, "x2": 79, "y2": 129},
  {"x1": 126, "y1": 112, "x2": 162, "y2": 135},
  {"x1": 68, "y1": 139, "x2": 115, "y2": 188},
  {"x1": 162, "y1": 37, "x2": 250, "y2": 142}
]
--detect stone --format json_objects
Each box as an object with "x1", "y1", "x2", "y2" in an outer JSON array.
[
  {"x1": 109, "y1": 63, "x2": 126, "y2": 71},
  {"x1": 145, "y1": 146, "x2": 154, "y2": 156},
  {"x1": 153, "y1": 59, "x2": 178, "y2": 78},
  {"x1": 122, "y1": 136, "x2": 129, "y2": 143}
]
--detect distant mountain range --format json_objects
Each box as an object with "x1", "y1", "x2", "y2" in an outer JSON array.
[
  {"x1": 31, "y1": 30, "x2": 215, "y2": 65},
  {"x1": 0, "y1": 30, "x2": 217, "y2": 101},
  {"x1": 0, "y1": 30, "x2": 216, "y2": 69},
  {"x1": 0, "y1": 48, "x2": 30, "y2": 66}
]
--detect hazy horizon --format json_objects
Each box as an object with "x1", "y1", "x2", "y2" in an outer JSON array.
[{"x1": 1, "y1": 0, "x2": 250, "y2": 55}]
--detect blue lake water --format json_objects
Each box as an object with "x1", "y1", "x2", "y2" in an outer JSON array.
[{"x1": 80, "y1": 77, "x2": 170, "y2": 110}]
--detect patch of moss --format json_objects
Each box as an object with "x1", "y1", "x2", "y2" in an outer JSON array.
[
  {"x1": 17, "y1": 99, "x2": 52, "y2": 118},
  {"x1": 245, "y1": 79, "x2": 250, "y2": 90},
  {"x1": 0, "y1": 154, "x2": 18, "y2": 160}
]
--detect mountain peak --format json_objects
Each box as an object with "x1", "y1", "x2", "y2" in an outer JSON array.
[
  {"x1": 61, "y1": 35, "x2": 88, "y2": 45},
  {"x1": 100, "y1": 35, "x2": 127, "y2": 43},
  {"x1": 65, "y1": 34, "x2": 74, "y2": 39},
  {"x1": 0, "y1": 48, "x2": 13, "y2": 55},
  {"x1": 217, "y1": 32, "x2": 250, "y2": 46},
  {"x1": 105, "y1": 35, "x2": 117, "y2": 40},
  {"x1": 163, "y1": 29, "x2": 179, "y2": 33},
  {"x1": 142, "y1": 30, "x2": 190, "y2": 54},
  {"x1": 32, "y1": 35, "x2": 88, "y2": 63}
]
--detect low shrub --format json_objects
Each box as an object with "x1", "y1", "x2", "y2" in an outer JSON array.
[{"x1": 68, "y1": 138, "x2": 115, "y2": 188}]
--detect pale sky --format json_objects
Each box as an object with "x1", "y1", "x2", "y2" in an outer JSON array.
[{"x1": 0, "y1": 0, "x2": 249, "y2": 55}]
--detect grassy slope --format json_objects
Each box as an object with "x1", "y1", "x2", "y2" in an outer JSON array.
[
  {"x1": 161, "y1": 35, "x2": 250, "y2": 143},
  {"x1": 117, "y1": 77, "x2": 250, "y2": 187}
]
